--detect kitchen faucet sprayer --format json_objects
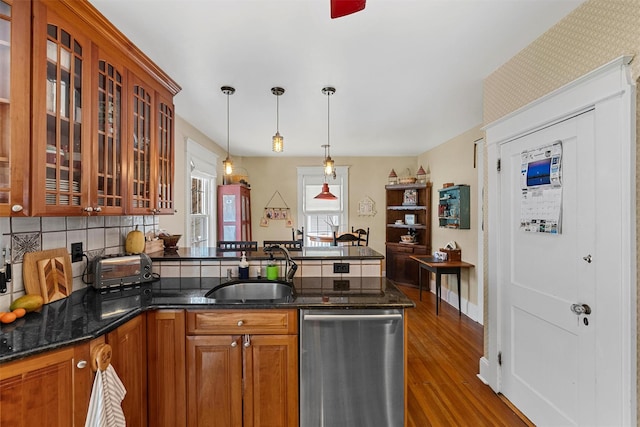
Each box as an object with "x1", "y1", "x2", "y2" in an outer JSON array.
[{"x1": 263, "y1": 245, "x2": 298, "y2": 281}]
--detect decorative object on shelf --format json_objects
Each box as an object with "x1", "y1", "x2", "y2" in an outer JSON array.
[
  {"x1": 416, "y1": 165, "x2": 427, "y2": 183},
  {"x1": 443, "y1": 182, "x2": 454, "y2": 188},
  {"x1": 262, "y1": 190, "x2": 291, "y2": 226},
  {"x1": 402, "y1": 188, "x2": 417, "y2": 206},
  {"x1": 271, "y1": 87, "x2": 285, "y2": 152},
  {"x1": 357, "y1": 196, "x2": 377, "y2": 216},
  {"x1": 388, "y1": 169, "x2": 398, "y2": 185},
  {"x1": 425, "y1": 164, "x2": 431, "y2": 182},
  {"x1": 404, "y1": 214, "x2": 415, "y2": 225},
  {"x1": 397, "y1": 168, "x2": 416, "y2": 184},
  {"x1": 221, "y1": 86, "x2": 235, "y2": 176}
]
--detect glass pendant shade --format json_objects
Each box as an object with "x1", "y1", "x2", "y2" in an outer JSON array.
[
  {"x1": 223, "y1": 157, "x2": 233, "y2": 175},
  {"x1": 323, "y1": 156, "x2": 334, "y2": 176},
  {"x1": 272, "y1": 132, "x2": 284, "y2": 152},
  {"x1": 271, "y1": 87, "x2": 285, "y2": 152},
  {"x1": 314, "y1": 182, "x2": 337, "y2": 200}
]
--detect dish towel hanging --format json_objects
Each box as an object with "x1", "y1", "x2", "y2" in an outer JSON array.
[{"x1": 85, "y1": 363, "x2": 127, "y2": 427}]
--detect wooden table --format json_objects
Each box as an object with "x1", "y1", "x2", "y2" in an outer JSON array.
[
  {"x1": 307, "y1": 233, "x2": 334, "y2": 245},
  {"x1": 410, "y1": 255, "x2": 474, "y2": 315}
]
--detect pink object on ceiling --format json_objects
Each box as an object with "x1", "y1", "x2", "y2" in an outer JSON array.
[{"x1": 330, "y1": 0, "x2": 366, "y2": 19}]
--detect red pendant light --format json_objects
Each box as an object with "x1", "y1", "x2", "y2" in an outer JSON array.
[
  {"x1": 331, "y1": 0, "x2": 366, "y2": 19},
  {"x1": 314, "y1": 182, "x2": 337, "y2": 200}
]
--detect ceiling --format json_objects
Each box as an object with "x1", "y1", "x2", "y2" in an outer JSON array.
[{"x1": 88, "y1": 0, "x2": 586, "y2": 158}]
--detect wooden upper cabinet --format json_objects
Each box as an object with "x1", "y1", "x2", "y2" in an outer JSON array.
[
  {"x1": 155, "y1": 93, "x2": 175, "y2": 214},
  {"x1": 31, "y1": 2, "x2": 93, "y2": 216},
  {"x1": 0, "y1": 0, "x2": 30, "y2": 216},
  {"x1": 91, "y1": 53, "x2": 127, "y2": 215}
]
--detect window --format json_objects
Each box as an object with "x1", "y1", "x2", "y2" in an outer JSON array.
[
  {"x1": 297, "y1": 166, "x2": 349, "y2": 246},
  {"x1": 185, "y1": 138, "x2": 217, "y2": 248}
]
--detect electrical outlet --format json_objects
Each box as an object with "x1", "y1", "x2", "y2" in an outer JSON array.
[
  {"x1": 333, "y1": 280, "x2": 350, "y2": 291},
  {"x1": 333, "y1": 262, "x2": 349, "y2": 274},
  {"x1": 71, "y1": 242, "x2": 83, "y2": 263}
]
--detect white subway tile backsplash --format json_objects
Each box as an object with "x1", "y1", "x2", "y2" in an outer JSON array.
[
  {"x1": 87, "y1": 216, "x2": 105, "y2": 228},
  {"x1": 66, "y1": 217, "x2": 87, "y2": 230},
  {"x1": 12, "y1": 217, "x2": 41, "y2": 233},
  {"x1": 42, "y1": 217, "x2": 66, "y2": 232},
  {"x1": 104, "y1": 216, "x2": 121, "y2": 227},
  {"x1": 0, "y1": 217, "x2": 9, "y2": 234},
  {"x1": 87, "y1": 228, "x2": 105, "y2": 251},
  {"x1": 105, "y1": 227, "x2": 121, "y2": 247},
  {"x1": 121, "y1": 216, "x2": 133, "y2": 226},
  {"x1": 0, "y1": 294, "x2": 11, "y2": 311},
  {"x1": 42, "y1": 231, "x2": 66, "y2": 250},
  {"x1": 66, "y1": 230, "x2": 86, "y2": 252},
  {"x1": 202, "y1": 265, "x2": 221, "y2": 277}
]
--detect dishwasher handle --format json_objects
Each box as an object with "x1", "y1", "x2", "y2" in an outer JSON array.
[{"x1": 303, "y1": 313, "x2": 403, "y2": 322}]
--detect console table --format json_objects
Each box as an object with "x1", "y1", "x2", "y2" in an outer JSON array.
[{"x1": 410, "y1": 255, "x2": 474, "y2": 315}]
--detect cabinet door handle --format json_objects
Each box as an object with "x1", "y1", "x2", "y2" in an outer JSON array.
[
  {"x1": 243, "y1": 335, "x2": 251, "y2": 348},
  {"x1": 237, "y1": 320, "x2": 244, "y2": 327},
  {"x1": 230, "y1": 341, "x2": 238, "y2": 348},
  {"x1": 76, "y1": 360, "x2": 87, "y2": 369},
  {"x1": 11, "y1": 205, "x2": 23, "y2": 212},
  {"x1": 93, "y1": 206, "x2": 102, "y2": 213}
]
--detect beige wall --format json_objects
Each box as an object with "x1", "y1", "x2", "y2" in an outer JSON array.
[
  {"x1": 483, "y1": 0, "x2": 639, "y2": 416},
  {"x1": 418, "y1": 125, "x2": 483, "y2": 305}
]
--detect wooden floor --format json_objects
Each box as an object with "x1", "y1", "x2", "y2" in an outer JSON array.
[{"x1": 397, "y1": 284, "x2": 532, "y2": 427}]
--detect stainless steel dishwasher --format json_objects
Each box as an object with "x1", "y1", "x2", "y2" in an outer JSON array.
[{"x1": 300, "y1": 309, "x2": 405, "y2": 427}]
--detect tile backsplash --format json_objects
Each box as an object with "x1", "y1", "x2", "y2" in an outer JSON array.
[{"x1": 0, "y1": 215, "x2": 159, "y2": 311}]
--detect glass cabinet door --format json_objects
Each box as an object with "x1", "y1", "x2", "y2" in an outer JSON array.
[
  {"x1": 0, "y1": 0, "x2": 29, "y2": 215},
  {"x1": 130, "y1": 80, "x2": 153, "y2": 212},
  {"x1": 44, "y1": 22, "x2": 85, "y2": 209},
  {"x1": 155, "y1": 96, "x2": 174, "y2": 213},
  {"x1": 95, "y1": 58, "x2": 124, "y2": 213}
]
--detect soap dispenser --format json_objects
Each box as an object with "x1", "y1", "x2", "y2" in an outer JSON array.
[{"x1": 238, "y1": 251, "x2": 249, "y2": 279}]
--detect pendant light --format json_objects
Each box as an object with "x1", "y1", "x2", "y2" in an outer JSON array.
[
  {"x1": 271, "y1": 87, "x2": 285, "y2": 152},
  {"x1": 315, "y1": 86, "x2": 338, "y2": 200},
  {"x1": 221, "y1": 86, "x2": 235, "y2": 175},
  {"x1": 322, "y1": 86, "x2": 335, "y2": 177}
]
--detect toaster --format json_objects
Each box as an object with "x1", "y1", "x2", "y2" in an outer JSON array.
[{"x1": 93, "y1": 253, "x2": 154, "y2": 289}]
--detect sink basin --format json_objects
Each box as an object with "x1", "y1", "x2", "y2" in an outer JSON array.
[{"x1": 204, "y1": 279, "x2": 295, "y2": 303}]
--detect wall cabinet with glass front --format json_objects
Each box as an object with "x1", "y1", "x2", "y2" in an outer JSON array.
[
  {"x1": 218, "y1": 184, "x2": 252, "y2": 241},
  {"x1": 14, "y1": 0, "x2": 179, "y2": 217},
  {"x1": 0, "y1": 0, "x2": 30, "y2": 216}
]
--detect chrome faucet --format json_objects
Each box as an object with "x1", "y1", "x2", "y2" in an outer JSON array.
[{"x1": 263, "y1": 245, "x2": 298, "y2": 281}]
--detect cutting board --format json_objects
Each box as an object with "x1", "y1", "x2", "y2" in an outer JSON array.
[{"x1": 23, "y1": 248, "x2": 73, "y2": 303}]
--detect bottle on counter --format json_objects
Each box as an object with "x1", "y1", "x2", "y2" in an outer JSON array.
[{"x1": 238, "y1": 251, "x2": 249, "y2": 279}]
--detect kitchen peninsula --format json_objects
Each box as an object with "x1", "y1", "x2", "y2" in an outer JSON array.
[{"x1": 0, "y1": 243, "x2": 412, "y2": 427}]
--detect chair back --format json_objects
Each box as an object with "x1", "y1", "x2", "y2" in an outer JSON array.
[
  {"x1": 333, "y1": 232, "x2": 362, "y2": 246},
  {"x1": 351, "y1": 227, "x2": 370, "y2": 246},
  {"x1": 291, "y1": 227, "x2": 305, "y2": 246},
  {"x1": 263, "y1": 240, "x2": 303, "y2": 251},
  {"x1": 217, "y1": 241, "x2": 258, "y2": 251}
]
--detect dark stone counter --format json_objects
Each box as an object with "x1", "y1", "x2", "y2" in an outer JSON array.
[
  {"x1": 149, "y1": 245, "x2": 384, "y2": 261},
  {"x1": 0, "y1": 277, "x2": 413, "y2": 363}
]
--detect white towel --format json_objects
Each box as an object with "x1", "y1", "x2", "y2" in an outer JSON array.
[{"x1": 85, "y1": 364, "x2": 127, "y2": 427}]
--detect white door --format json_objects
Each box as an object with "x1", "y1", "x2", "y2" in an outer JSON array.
[{"x1": 499, "y1": 111, "x2": 597, "y2": 425}]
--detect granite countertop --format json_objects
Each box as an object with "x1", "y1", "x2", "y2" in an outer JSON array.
[
  {"x1": 0, "y1": 277, "x2": 414, "y2": 363},
  {"x1": 149, "y1": 245, "x2": 384, "y2": 261}
]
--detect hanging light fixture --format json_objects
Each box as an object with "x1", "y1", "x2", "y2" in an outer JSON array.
[
  {"x1": 271, "y1": 87, "x2": 285, "y2": 152},
  {"x1": 315, "y1": 86, "x2": 338, "y2": 200},
  {"x1": 221, "y1": 86, "x2": 235, "y2": 175},
  {"x1": 322, "y1": 86, "x2": 336, "y2": 177}
]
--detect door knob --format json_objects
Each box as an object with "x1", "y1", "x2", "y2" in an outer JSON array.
[
  {"x1": 582, "y1": 254, "x2": 592, "y2": 263},
  {"x1": 570, "y1": 303, "x2": 591, "y2": 315}
]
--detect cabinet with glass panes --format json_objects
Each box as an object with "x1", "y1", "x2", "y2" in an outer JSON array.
[{"x1": 0, "y1": 0, "x2": 30, "y2": 215}]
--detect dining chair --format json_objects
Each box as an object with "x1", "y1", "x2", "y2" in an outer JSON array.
[
  {"x1": 263, "y1": 240, "x2": 303, "y2": 251},
  {"x1": 217, "y1": 241, "x2": 258, "y2": 251},
  {"x1": 333, "y1": 232, "x2": 362, "y2": 246},
  {"x1": 351, "y1": 227, "x2": 370, "y2": 246}
]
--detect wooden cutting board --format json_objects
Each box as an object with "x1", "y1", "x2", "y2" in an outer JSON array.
[{"x1": 23, "y1": 248, "x2": 73, "y2": 303}]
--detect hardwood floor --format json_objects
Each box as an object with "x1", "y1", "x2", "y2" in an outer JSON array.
[{"x1": 398, "y1": 285, "x2": 532, "y2": 427}]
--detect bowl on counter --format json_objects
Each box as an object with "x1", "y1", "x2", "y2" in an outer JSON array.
[{"x1": 159, "y1": 234, "x2": 182, "y2": 251}]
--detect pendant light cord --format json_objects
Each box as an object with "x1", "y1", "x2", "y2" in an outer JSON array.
[
  {"x1": 326, "y1": 90, "x2": 330, "y2": 157},
  {"x1": 226, "y1": 92, "x2": 230, "y2": 156},
  {"x1": 276, "y1": 94, "x2": 280, "y2": 133}
]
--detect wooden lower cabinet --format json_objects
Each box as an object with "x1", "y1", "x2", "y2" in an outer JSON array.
[
  {"x1": 0, "y1": 343, "x2": 93, "y2": 427},
  {"x1": 106, "y1": 315, "x2": 148, "y2": 426},
  {"x1": 386, "y1": 243, "x2": 427, "y2": 286},
  {"x1": 186, "y1": 310, "x2": 298, "y2": 427},
  {"x1": 147, "y1": 310, "x2": 187, "y2": 427}
]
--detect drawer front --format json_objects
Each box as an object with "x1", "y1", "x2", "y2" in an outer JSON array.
[{"x1": 187, "y1": 309, "x2": 297, "y2": 335}]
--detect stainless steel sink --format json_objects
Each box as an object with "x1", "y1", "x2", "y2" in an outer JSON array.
[{"x1": 204, "y1": 279, "x2": 295, "y2": 303}]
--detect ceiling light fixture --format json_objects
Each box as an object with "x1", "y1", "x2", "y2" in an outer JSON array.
[
  {"x1": 271, "y1": 87, "x2": 285, "y2": 153},
  {"x1": 322, "y1": 86, "x2": 336, "y2": 177},
  {"x1": 315, "y1": 86, "x2": 338, "y2": 200},
  {"x1": 221, "y1": 85, "x2": 235, "y2": 176}
]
